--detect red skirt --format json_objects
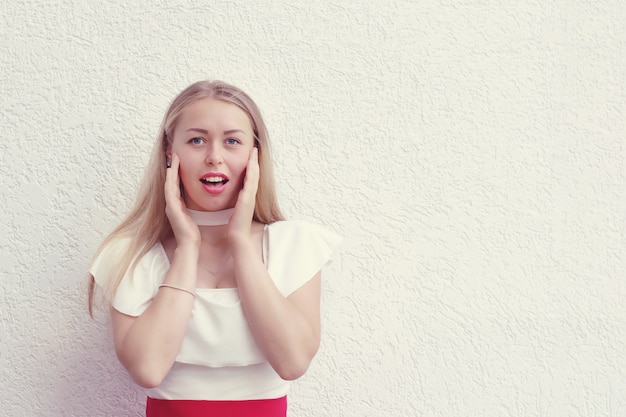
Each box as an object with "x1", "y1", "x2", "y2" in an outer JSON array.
[{"x1": 146, "y1": 396, "x2": 287, "y2": 417}]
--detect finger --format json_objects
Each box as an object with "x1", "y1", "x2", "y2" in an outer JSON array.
[
  {"x1": 243, "y1": 148, "x2": 259, "y2": 192},
  {"x1": 168, "y1": 153, "x2": 180, "y2": 174},
  {"x1": 165, "y1": 153, "x2": 181, "y2": 199},
  {"x1": 165, "y1": 155, "x2": 175, "y2": 187}
]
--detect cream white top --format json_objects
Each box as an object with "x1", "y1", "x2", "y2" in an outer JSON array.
[{"x1": 90, "y1": 220, "x2": 342, "y2": 400}]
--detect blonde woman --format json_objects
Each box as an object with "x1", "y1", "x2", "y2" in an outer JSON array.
[{"x1": 88, "y1": 80, "x2": 341, "y2": 417}]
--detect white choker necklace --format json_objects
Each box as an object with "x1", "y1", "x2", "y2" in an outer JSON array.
[{"x1": 187, "y1": 208, "x2": 234, "y2": 226}]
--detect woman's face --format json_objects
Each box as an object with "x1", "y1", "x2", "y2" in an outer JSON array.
[{"x1": 168, "y1": 98, "x2": 255, "y2": 211}]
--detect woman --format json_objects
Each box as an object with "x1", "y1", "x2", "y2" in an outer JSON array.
[{"x1": 88, "y1": 80, "x2": 341, "y2": 416}]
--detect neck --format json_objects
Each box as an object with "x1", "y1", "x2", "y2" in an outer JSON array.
[{"x1": 187, "y1": 208, "x2": 234, "y2": 226}]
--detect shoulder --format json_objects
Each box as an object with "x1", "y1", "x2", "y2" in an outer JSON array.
[
  {"x1": 90, "y1": 235, "x2": 165, "y2": 289},
  {"x1": 96, "y1": 235, "x2": 133, "y2": 260},
  {"x1": 94, "y1": 235, "x2": 164, "y2": 264},
  {"x1": 90, "y1": 235, "x2": 167, "y2": 316},
  {"x1": 264, "y1": 220, "x2": 342, "y2": 296},
  {"x1": 264, "y1": 220, "x2": 342, "y2": 258},
  {"x1": 89, "y1": 236, "x2": 133, "y2": 285}
]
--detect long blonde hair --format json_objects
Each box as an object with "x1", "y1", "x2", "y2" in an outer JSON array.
[{"x1": 88, "y1": 80, "x2": 284, "y2": 314}]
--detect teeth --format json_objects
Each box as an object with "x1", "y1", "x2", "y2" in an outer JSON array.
[{"x1": 202, "y1": 176, "x2": 226, "y2": 183}]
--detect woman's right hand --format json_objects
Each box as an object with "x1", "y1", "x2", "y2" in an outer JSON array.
[{"x1": 164, "y1": 153, "x2": 201, "y2": 245}]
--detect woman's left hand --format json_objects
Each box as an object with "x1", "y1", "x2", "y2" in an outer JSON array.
[{"x1": 228, "y1": 147, "x2": 259, "y2": 243}]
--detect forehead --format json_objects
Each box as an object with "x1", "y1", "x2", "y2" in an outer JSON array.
[{"x1": 175, "y1": 98, "x2": 252, "y2": 133}]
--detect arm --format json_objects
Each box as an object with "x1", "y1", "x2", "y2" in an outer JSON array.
[
  {"x1": 233, "y1": 240, "x2": 322, "y2": 380},
  {"x1": 229, "y1": 148, "x2": 321, "y2": 380},
  {"x1": 111, "y1": 154, "x2": 200, "y2": 388}
]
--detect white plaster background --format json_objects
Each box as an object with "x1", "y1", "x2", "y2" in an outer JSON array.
[{"x1": 0, "y1": 1, "x2": 624, "y2": 416}]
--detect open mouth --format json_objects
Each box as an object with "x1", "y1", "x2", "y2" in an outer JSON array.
[
  {"x1": 200, "y1": 176, "x2": 229, "y2": 187},
  {"x1": 199, "y1": 174, "x2": 229, "y2": 193}
]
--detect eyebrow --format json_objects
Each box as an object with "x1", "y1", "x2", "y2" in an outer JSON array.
[{"x1": 185, "y1": 128, "x2": 246, "y2": 135}]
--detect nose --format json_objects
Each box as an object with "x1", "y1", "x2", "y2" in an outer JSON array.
[{"x1": 205, "y1": 142, "x2": 223, "y2": 166}]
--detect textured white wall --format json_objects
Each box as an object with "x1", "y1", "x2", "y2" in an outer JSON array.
[{"x1": 1, "y1": 1, "x2": 624, "y2": 416}]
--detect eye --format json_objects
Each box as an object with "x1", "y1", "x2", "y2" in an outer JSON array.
[
  {"x1": 189, "y1": 137, "x2": 204, "y2": 145},
  {"x1": 225, "y1": 137, "x2": 241, "y2": 146}
]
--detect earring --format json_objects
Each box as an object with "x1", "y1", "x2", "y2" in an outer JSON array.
[{"x1": 166, "y1": 161, "x2": 171, "y2": 168}]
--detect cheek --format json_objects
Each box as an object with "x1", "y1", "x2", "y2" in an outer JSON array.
[
  {"x1": 175, "y1": 154, "x2": 198, "y2": 187},
  {"x1": 170, "y1": 141, "x2": 187, "y2": 157},
  {"x1": 178, "y1": 167, "x2": 194, "y2": 191},
  {"x1": 231, "y1": 158, "x2": 250, "y2": 184}
]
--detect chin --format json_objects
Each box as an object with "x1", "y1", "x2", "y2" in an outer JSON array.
[{"x1": 185, "y1": 190, "x2": 238, "y2": 212}]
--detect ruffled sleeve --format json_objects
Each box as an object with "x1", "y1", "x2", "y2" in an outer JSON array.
[
  {"x1": 89, "y1": 237, "x2": 169, "y2": 316},
  {"x1": 263, "y1": 220, "x2": 342, "y2": 296}
]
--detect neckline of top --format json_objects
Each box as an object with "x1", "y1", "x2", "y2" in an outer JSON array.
[{"x1": 155, "y1": 224, "x2": 269, "y2": 291}]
